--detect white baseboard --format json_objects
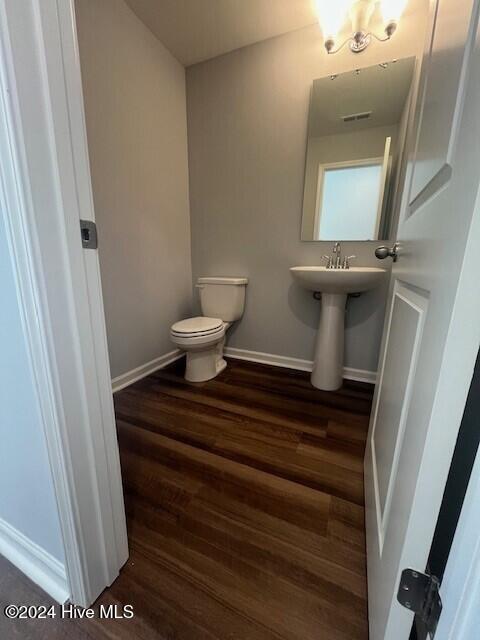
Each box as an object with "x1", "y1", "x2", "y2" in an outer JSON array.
[
  {"x1": 111, "y1": 347, "x2": 376, "y2": 390},
  {"x1": 112, "y1": 349, "x2": 183, "y2": 393},
  {"x1": 342, "y1": 366, "x2": 377, "y2": 384},
  {"x1": 224, "y1": 347, "x2": 377, "y2": 384},
  {"x1": 224, "y1": 347, "x2": 313, "y2": 372},
  {"x1": 0, "y1": 517, "x2": 69, "y2": 603}
]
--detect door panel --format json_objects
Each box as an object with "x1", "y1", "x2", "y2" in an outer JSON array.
[
  {"x1": 371, "y1": 284, "x2": 428, "y2": 551},
  {"x1": 409, "y1": 0, "x2": 476, "y2": 208}
]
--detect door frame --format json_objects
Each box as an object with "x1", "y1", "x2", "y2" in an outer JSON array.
[
  {"x1": 432, "y1": 160, "x2": 480, "y2": 638},
  {"x1": 418, "y1": 350, "x2": 480, "y2": 639},
  {"x1": 435, "y1": 425, "x2": 480, "y2": 639},
  {"x1": 0, "y1": 0, "x2": 127, "y2": 606}
]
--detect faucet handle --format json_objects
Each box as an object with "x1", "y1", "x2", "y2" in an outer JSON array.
[
  {"x1": 343, "y1": 255, "x2": 356, "y2": 269},
  {"x1": 322, "y1": 255, "x2": 333, "y2": 269}
]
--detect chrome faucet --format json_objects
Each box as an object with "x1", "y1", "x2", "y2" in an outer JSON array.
[
  {"x1": 342, "y1": 255, "x2": 357, "y2": 270},
  {"x1": 322, "y1": 243, "x2": 356, "y2": 269},
  {"x1": 322, "y1": 255, "x2": 333, "y2": 268},
  {"x1": 333, "y1": 242, "x2": 341, "y2": 268}
]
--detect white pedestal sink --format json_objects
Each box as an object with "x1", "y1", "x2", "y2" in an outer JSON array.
[{"x1": 290, "y1": 266, "x2": 386, "y2": 391}]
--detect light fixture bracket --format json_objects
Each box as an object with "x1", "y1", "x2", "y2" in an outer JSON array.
[
  {"x1": 349, "y1": 31, "x2": 371, "y2": 53},
  {"x1": 325, "y1": 27, "x2": 393, "y2": 55}
]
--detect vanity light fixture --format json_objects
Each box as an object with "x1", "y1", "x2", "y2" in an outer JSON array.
[{"x1": 314, "y1": 0, "x2": 408, "y2": 54}]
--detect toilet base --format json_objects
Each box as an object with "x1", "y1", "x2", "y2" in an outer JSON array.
[
  {"x1": 184, "y1": 337, "x2": 227, "y2": 383},
  {"x1": 216, "y1": 357, "x2": 227, "y2": 375}
]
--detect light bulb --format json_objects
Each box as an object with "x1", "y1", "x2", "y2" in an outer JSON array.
[
  {"x1": 380, "y1": 0, "x2": 409, "y2": 23},
  {"x1": 314, "y1": 0, "x2": 350, "y2": 38}
]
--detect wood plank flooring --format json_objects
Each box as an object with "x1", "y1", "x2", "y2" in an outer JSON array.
[{"x1": 0, "y1": 358, "x2": 373, "y2": 639}]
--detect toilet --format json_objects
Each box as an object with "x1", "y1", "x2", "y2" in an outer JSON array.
[{"x1": 170, "y1": 277, "x2": 248, "y2": 382}]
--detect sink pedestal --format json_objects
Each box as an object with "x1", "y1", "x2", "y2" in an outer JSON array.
[
  {"x1": 290, "y1": 266, "x2": 386, "y2": 392},
  {"x1": 311, "y1": 293, "x2": 347, "y2": 391}
]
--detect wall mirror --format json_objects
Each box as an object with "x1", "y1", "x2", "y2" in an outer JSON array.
[{"x1": 301, "y1": 57, "x2": 415, "y2": 241}]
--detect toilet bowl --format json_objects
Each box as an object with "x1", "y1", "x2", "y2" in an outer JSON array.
[{"x1": 170, "y1": 277, "x2": 248, "y2": 382}]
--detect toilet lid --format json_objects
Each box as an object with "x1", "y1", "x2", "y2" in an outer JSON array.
[{"x1": 171, "y1": 316, "x2": 223, "y2": 336}]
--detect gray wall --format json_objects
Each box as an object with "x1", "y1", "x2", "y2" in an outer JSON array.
[
  {"x1": 0, "y1": 214, "x2": 65, "y2": 562},
  {"x1": 76, "y1": 0, "x2": 192, "y2": 378},
  {"x1": 187, "y1": 18, "x2": 425, "y2": 373}
]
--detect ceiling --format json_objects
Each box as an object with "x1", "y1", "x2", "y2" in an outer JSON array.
[
  {"x1": 124, "y1": 0, "x2": 318, "y2": 66},
  {"x1": 124, "y1": 0, "x2": 426, "y2": 68}
]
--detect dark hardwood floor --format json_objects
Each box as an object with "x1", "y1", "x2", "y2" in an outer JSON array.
[{"x1": 0, "y1": 358, "x2": 373, "y2": 639}]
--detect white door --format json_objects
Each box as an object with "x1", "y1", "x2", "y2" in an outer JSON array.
[{"x1": 365, "y1": 0, "x2": 480, "y2": 638}]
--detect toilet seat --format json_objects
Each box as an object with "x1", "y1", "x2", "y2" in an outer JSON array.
[
  {"x1": 170, "y1": 315, "x2": 226, "y2": 369},
  {"x1": 171, "y1": 316, "x2": 224, "y2": 338}
]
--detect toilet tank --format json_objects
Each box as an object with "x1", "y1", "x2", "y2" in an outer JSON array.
[{"x1": 197, "y1": 277, "x2": 248, "y2": 322}]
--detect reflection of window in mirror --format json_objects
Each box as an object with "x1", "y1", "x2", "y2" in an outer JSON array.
[
  {"x1": 314, "y1": 146, "x2": 390, "y2": 241},
  {"x1": 316, "y1": 160, "x2": 382, "y2": 241}
]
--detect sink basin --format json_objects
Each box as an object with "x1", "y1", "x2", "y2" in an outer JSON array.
[
  {"x1": 290, "y1": 266, "x2": 386, "y2": 294},
  {"x1": 290, "y1": 265, "x2": 387, "y2": 391}
]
